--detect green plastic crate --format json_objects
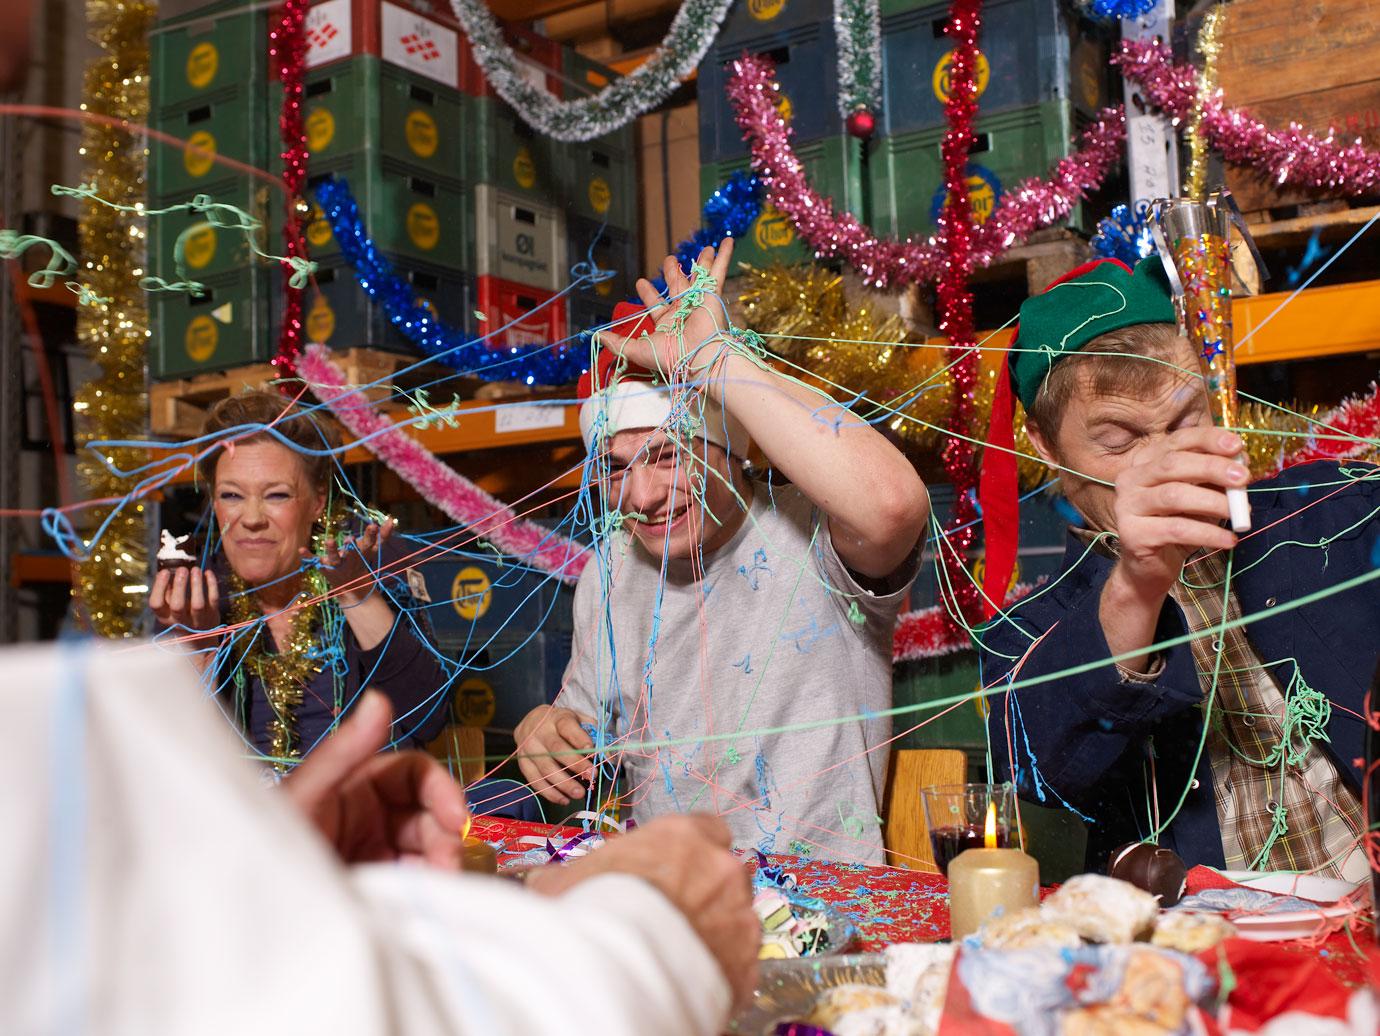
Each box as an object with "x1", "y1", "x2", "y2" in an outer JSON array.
[
  {"x1": 296, "y1": 57, "x2": 470, "y2": 183},
  {"x1": 700, "y1": 135, "x2": 864, "y2": 273},
  {"x1": 149, "y1": 176, "x2": 272, "y2": 283},
  {"x1": 556, "y1": 136, "x2": 637, "y2": 232},
  {"x1": 869, "y1": 99, "x2": 1090, "y2": 238},
  {"x1": 891, "y1": 652, "x2": 988, "y2": 753},
  {"x1": 152, "y1": 269, "x2": 272, "y2": 380},
  {"x1": 151, "y1": 2, "x2": 268, "y2": 111},
  {"x1": 464, "y1": 96, "x2": 559, "y2": 204},
  {"x1": 303, "y1": 154, "x2": 471, "y2": 269},
  {"x1": 150, "y1": 85, "x2": 269, "y2": 197}
]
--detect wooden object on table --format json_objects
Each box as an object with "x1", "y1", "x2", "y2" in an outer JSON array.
[
  {"x1": 1216, "y1": 0, "x2": 1380, "y2": 215},
  {"x1": 882, "y1": 748, "x2": 967, "y2": 872},
  {"x1": 427, "y1": 723, "x2": 486, "y2": 787}
]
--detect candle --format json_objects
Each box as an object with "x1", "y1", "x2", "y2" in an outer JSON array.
[
  {"x1": 946, "y1": 803, "x2": 1038, "y2": 940},
  {"x1": 460, "y1": 817, "x2": 497, "y2": 874}
]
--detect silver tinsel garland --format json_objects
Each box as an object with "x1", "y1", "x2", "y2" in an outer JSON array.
[
  {"x1": 446, "y1": 0, "x2": 733, "y2": 142},
  {"x1": 834, "y1": 0, "x2": 881, "y2": 118}
]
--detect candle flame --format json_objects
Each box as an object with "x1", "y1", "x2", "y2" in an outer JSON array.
[
  {"x1": 461, "y1": 815, "x2": 472, "y2": 842},
  {"x1": 984, "y1": 802, "x2": 997, "y2": 849}
]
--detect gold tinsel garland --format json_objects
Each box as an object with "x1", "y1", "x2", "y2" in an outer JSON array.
[
  {"x1": 73, "y1": 0, "x2": 156, "y2": 636},
  {"x1": 734, "y1": 263, "x2": 1375, "y2": 485}
]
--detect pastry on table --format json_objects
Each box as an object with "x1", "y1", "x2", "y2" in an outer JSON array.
[
  {"x1": 1061, "y1": 948, "x2": 1191, "y2": 1035},
  {"x1": 1041, "y1": 874, "x2": 1159, "y2": 944},
  {"x1": 977, "y1": 907, "x2": 1083, "y2": 950},
  {"x1": 1106, "y1": 842, "x2": 1188, "y2": 906},
  {"x1": 805, "y1": 985, "x2": 923, "y2": 1036},
  {"x1": 1151, "y1": 911, "x2": 1237, "y2": 953},
  {"x1": 883, "y1": 943, "x2": 954, "y2": 1033}
]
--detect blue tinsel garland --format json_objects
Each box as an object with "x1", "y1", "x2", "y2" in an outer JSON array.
[
  {"x1": 313, "y1": 171, "x2": 763, "y2": 386},
  {"x1": 1078, "y1": 0, "x2": 1160, "y2": 22},
  {"x1": 1090, "y1": 202, "x2": 1157, "y2": 267}
]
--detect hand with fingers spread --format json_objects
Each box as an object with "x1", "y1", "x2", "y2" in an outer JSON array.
[
  {"x1": 524, "y1": 814, "x2": 761, "y2": 1010},
  {"x1": 283, "y1": 689, "x2": 469, "y2": 868},
  {"x1": 514, "y1": 704, "x2": 596, "y2": 804},
  {"x1": 602, "y1": 240, "x2": 737, "y2": 384},
  {"x1": 308, "y1": 518, "x2": 396, "y2": 606}
]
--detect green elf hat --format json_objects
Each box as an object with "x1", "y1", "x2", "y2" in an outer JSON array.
[{"x1": 977, "y1": 257, "x2": 1177, "y2": 620}]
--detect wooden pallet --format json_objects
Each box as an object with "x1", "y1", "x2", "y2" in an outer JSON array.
[{"x1": 149, "y1": 347, "x2": 425, "y2": 439}]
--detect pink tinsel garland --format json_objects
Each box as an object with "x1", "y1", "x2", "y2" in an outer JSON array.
[
  {"x1": 1116, "y1": 39, "x2": 1380, "y2": 196},
  {"x1": 724, "y1": 52, "x2": 1126, "y2": 288},
  {"x1": 298, "y1": 343, "x2": 588, "y2": 583},
  {"x1": 894, "y1": 582, "x2": 1040, "y2": 663},
  {"x1": 1273, "y1": 383, "x2": 1380, "y2": 471}
]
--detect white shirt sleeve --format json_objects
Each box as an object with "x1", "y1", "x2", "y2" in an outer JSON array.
[{"x1": 0, "y1": 640, "x2": 728, "y2": 1036}]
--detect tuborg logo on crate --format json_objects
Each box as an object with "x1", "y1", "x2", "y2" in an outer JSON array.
[
  {"x1": 183, "y1": 131, "x2": 217, "y2": 178},
  {"x1": 305, "y1": 0, "x2": 352, "y2": 70},
  {"x1": 753, "y1": 203, "x2": 795, "y2": 251},
  {"x1": 451, "y1": 567, "x2": 493, "y2": 622},
  {"x1": 455, "y1": 678, "x2": 496, "y2": 728},
  {"x1": 406, "y1": 110, "x2": 439, "y2": 159},
  {"x1": 382, "y1": 1, "x2": 459, "y2": 88},
  {"x1": 748, "y1": 0, "x2": 787, "y2": 22},
  {"x1": 307, "y1": 297, "x2": 336, "y2": 343},
  {"x1": 930, "y1": 165, "x2": 1002, "y2": 226},
  {"x1": 932, "y1": 50, "x2": 991, "y2": 104},
  {"x1": 186, "y1": 42, "x2": 218, "y2": 89}
]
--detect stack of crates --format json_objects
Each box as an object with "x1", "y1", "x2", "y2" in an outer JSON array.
[
  {"x1": 697, "y1": 0, "x2": 864, "y2": 273},
  {"x1": 149, "y1": 0, "x2": 275, "y2": 379},
  {"x1": 417, "y1": 554, "x2": 575, "y2": 748},
  {"x1": 460, "y1": 21, "x2": 570, "y2": 353},
  {"x1": 871, "y1": 0, "x2": 1114, "y2": 239},
  {"x1": 562, "y1": 49, "x2": 639, "y2": 339}
]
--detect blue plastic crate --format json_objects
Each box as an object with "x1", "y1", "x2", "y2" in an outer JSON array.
[
  {"x1": 567, "y1": 216, "x2": 638, "y2": 308},
  {"x1": 417, "y1": 554, "x2": 574, "y2": 643},
  {"x1": 717, "y1": 0, "x2": 833, "y2": 48},
  {"x1": 438, "y1": 629, "x2": 573, "y2": 734},
  {"x1": 698, "y1": 21, "x2": 841, "y2": 165},
  {"x1": 879, "y1": 0, "x2": 1110, "y2": 137}
]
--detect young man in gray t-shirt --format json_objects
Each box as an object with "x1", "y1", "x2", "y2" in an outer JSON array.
[{"x1": 515, "y1": 240, "x2": 928, "y2": 863}]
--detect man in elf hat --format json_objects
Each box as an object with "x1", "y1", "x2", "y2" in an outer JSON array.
[
  {"x1": 978, "y1": 256, "x2": 1379, "y2": 876},
  {"x1": 514, "y1": 241, "x2": 929, "y2": 861}
]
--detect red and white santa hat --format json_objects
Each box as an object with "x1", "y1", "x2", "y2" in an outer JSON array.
[{"x1": 576, "y1": 301, "x2": 746, "y2": 452}]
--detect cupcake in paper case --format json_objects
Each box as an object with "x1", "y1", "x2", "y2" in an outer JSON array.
[{"x1": 157, "y1": 529, "x2": 199, "y2": 571}]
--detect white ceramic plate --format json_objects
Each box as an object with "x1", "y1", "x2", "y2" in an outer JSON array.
[{"x1": 1199, "y1": 871, "x2": 1364, "y2": 942}]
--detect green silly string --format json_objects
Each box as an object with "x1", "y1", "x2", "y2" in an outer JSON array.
[{"x1": 0, "y1": 228, "x2": 108, "y2": 307}]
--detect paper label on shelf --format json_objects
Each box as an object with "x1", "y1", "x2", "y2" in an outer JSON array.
[
  {"x1": 305, "y1": 0, "x2": 352, "y2": 69},
  {"x1": 381, "y1": 1, "x2": 458, "y2": 87},
  {"x1": 495, "y1": 404, "x2": 565, "y2": 435}
]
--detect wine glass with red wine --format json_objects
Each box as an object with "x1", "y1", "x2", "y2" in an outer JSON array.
[{"x1": 920, "y1": 783, "x2": 1016, "y2": 876}]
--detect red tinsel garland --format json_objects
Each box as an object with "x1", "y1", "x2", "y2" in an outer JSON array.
[
  {"x1": 1274, "y1": 383, "x2": 1380, "y2": 472},
  {"x1": 723, "y1": 55, "x2": 1126, "y2": 289},
  {"x1": 269, "y1": 0, "x2": 310, "y2": 374},
  {"x1": 934, "y1": 0, "x2": 984, "y2": 633},
  {"x1": 1115, "y1": 39, "x2": 1380, "y2": 196},
  {"x1": 893, "y1": 582, "x2": 1040, "y2": 663}
]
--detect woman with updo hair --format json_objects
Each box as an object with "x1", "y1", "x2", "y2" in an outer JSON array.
[{"x1": 150, "y1": 390, "x2": 447, "y2": 769}]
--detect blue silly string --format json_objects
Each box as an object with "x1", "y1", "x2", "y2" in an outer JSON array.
[
  {"x1": 311, "y1": 170, "x2": 764, "y2": 386},
  {"x1": 1091, "y1": 202, "x2": 1157, "y2": 266}
]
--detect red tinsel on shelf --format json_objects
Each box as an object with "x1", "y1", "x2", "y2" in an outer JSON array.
[
  {"x1": 893, "y1": 582, "x2": 1040, "y2": 663},
  {"x1": 1116, "y1": 39, "x2": 1380, "y2": 196},
  {"x1": 935, "y1": 0, "x2": 984, "y2": 633},
  {"x1": 1273, "y1": 383, "x2": 1380, "y2": 473},
  {"x1": 269, "y1": 0, "x2": 311, "y2": 374},
  {"x1": 723, "y1": 55, "x2": 1126, "y2": 289}
]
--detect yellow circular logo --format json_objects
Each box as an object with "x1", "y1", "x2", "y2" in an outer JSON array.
[
  {"x1": 932, "y1": 50, "x2": 991, "y2": 104},
  {"x1": 748, "y1": 0, "x2": 786, "y2": 22},
  {"x1": 753, "y1": 204, "x2": 795, "y2": 250},
  {"x1": 306, "y1": 204, "x2": 333, "y2": 248},
  {"x1": 776, "y1": 92, "x2": 794, "y2": 125},
  {"x1": 596, "y1": 276, "x2": 612, "y2": 297},
  {"x1": 183, "y1": 223, "x2": 217, "y2": 270},
  {"x1": 185, "y1": 314, "x2": 218, "y2": 362},
  {"x1": 406, "y1": 202, "x2": 440, "y2": 251},
  {"x1": 183, "y1": 130, "x2": 217, "y2": 178},
  {"x1": 186, "y1": 42, "x2": 219, "y2": 89},
  {"x1": 512, "y1": 145, "x2": 536, "y2": 189},
  {"x1": 968, "y1": 175, "x2": 998, "y2": 224},
  {"x1": 306, "y1": 296, "x2": 336, "y2": 343},
  {"x1": 587, "y1": 175, "x2": 611, "y2": 215},
  {"x1": 305, "y1": 107, "x2": 335, "y2": 153},
  {"x1": 455, "y1": 677, "x2": 496, "y2": 727},
  {"x1": 405, "y1": 109, "x2": 439, "y2": 159},
  {"x1": 451, "y1": 566, "x2": 493, "y2": 622}
]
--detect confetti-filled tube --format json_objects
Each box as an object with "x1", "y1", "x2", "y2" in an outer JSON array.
[{"x1": 1154, "y1": 196, "x2": 1252, "y2": 532}]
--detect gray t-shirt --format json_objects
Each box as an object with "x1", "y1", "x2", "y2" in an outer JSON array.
[{"x1": 560, "y1": 483, "x2": 913, "y2": 863}]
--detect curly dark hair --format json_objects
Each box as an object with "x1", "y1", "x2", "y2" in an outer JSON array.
[{"x1": 198, "y1": 390, "x2": 341, "y2": 490}]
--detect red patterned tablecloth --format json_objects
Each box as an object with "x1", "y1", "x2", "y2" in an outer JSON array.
[{"x1": 471, "y1": 817, "x2": 1377, "y2": 988}]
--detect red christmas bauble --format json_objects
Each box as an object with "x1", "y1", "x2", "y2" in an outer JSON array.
[{"x1": 846, "y1": 108, "x2": 876, "y2": 140}]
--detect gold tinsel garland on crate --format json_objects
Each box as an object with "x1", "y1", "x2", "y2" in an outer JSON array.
[
  {"x1": 73, "y1": 0, "x2": 156, "y2": 636},
  {"x1": 734, "y1": 264, "x2": 1372, "y2": 484}
]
